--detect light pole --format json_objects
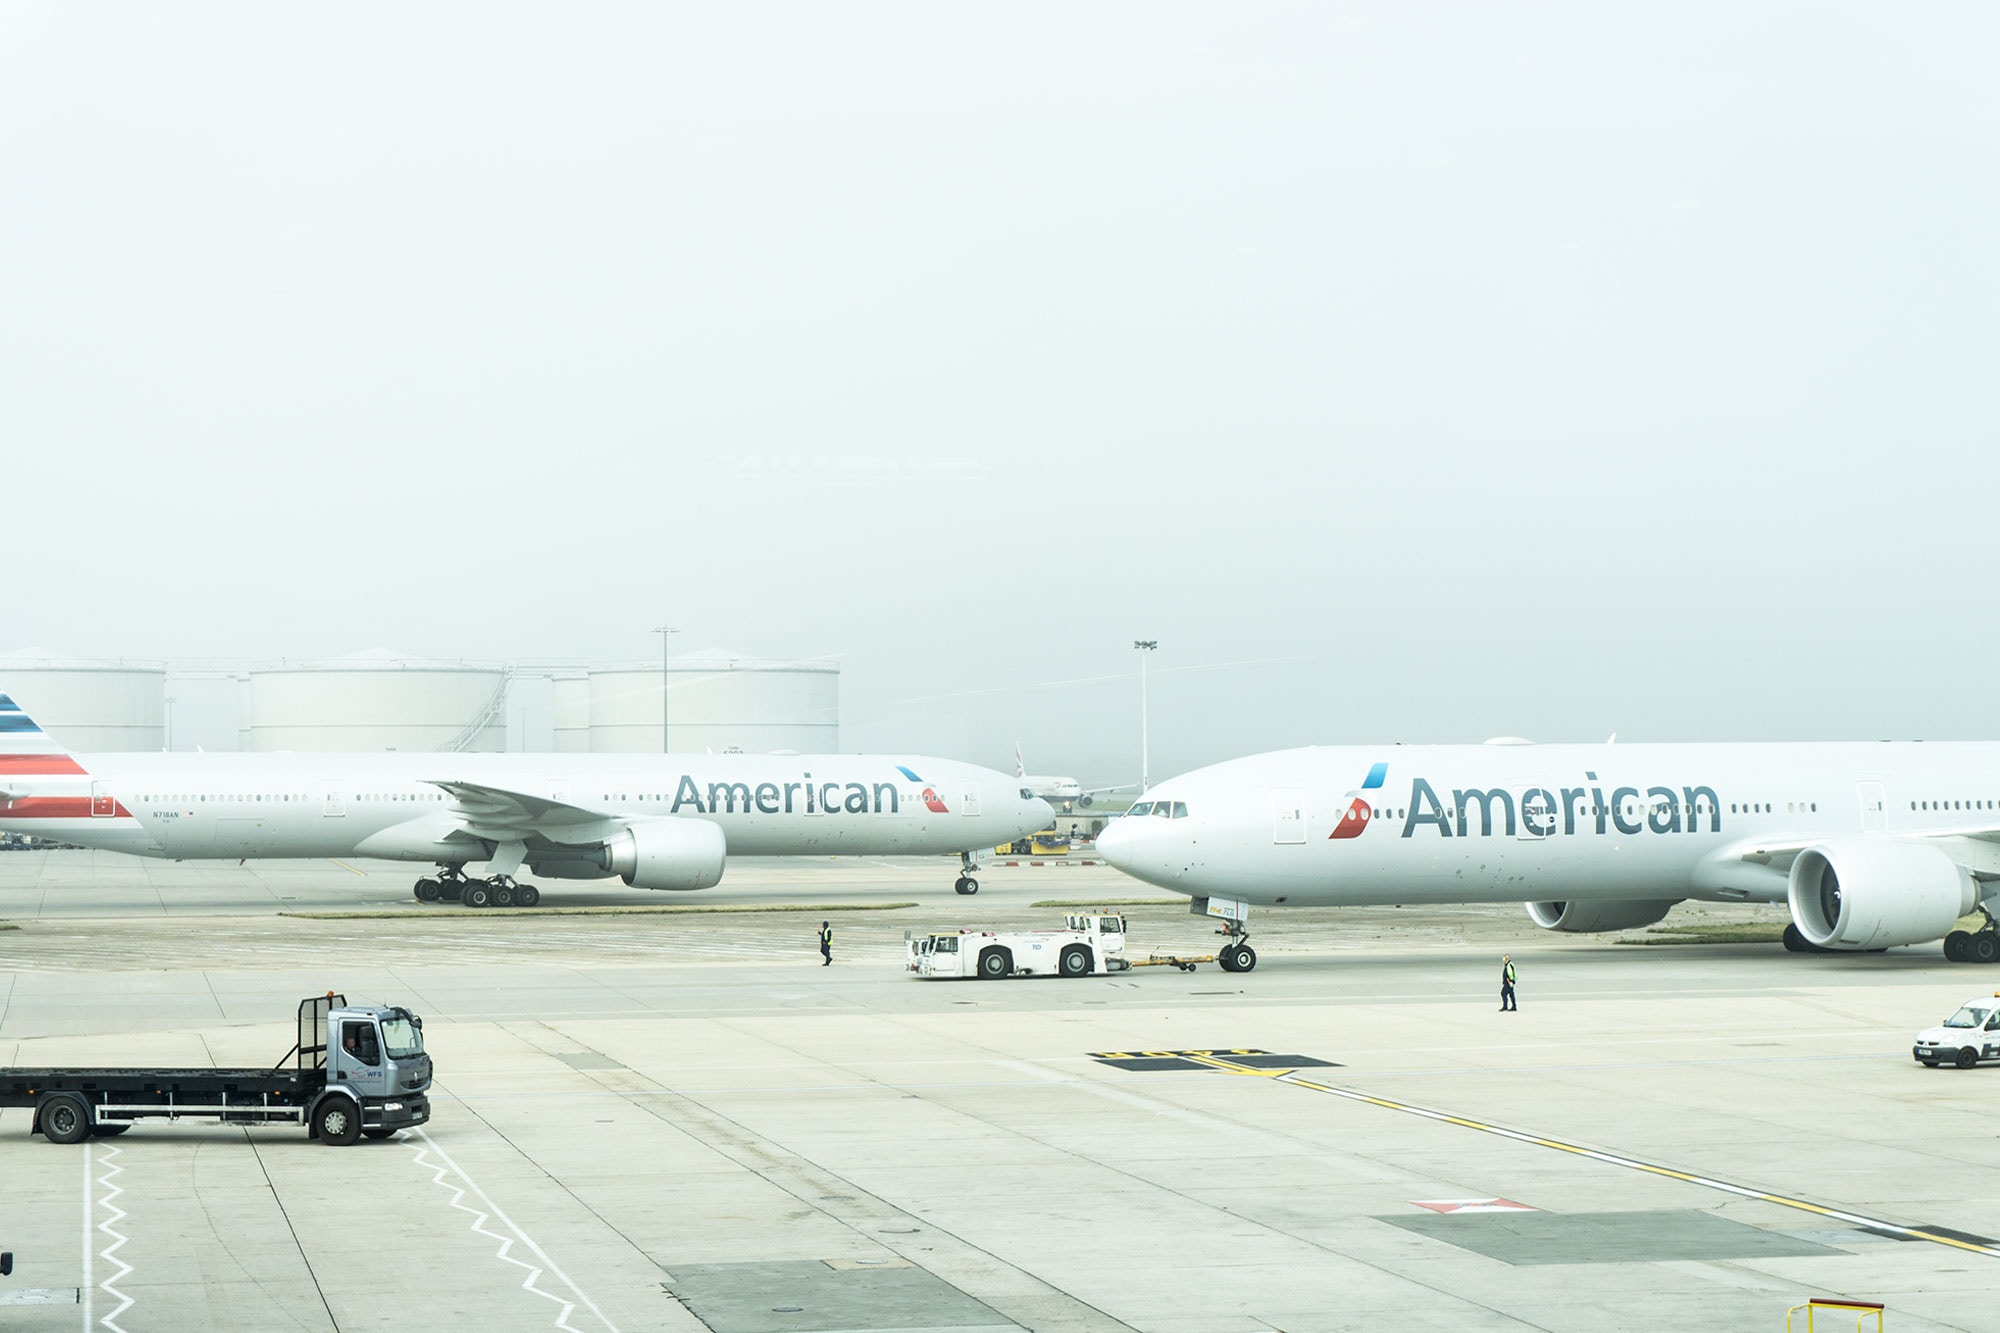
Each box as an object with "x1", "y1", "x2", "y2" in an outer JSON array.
[
  {"x1": 654, "y1": 625, "x2": 681, "y2": 753},
  {"x1": 1134, "y1": 640, "x2": 1157, "y2": 792}
]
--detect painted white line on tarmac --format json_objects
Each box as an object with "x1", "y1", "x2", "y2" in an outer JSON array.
[
  {"x1": 409, "y1": 1129, "x2": 619, "y2": 1333},
  {"x1": 80, "y1": 1142, "x2": 91, "y2": 1332},
  {"x1": 93, "y1": 1141, "x2": 134, "y2": 1331}
]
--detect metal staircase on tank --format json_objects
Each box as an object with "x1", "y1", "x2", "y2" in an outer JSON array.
[{"x1": 438, "y1": 669, "x2": 514, "y2": 752}]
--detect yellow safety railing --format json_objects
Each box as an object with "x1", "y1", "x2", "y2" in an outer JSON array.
[{"x1": 1786, "y1": 1297, "x2": 1884, "y2": 1332}]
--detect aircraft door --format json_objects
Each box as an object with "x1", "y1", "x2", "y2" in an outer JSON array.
[
  {"x1": 1272, "y1": 788, "x2": 1305, "y2": 843},
  {"x1": 322, "y1": 781, "x2": 345, "y2": 818},
  {"x1": 962, "y1": 785, "x2": 981, "y2": 816},
  {"x1": 90, "y1": 782, "x2": 115, "y2": 817},
  {"x1": 1518, "y1": 787, "x2": 1555, "y2": 840},
  {"x1": 1857, "y1": 781, "x2": 1887, "y2": 832}
]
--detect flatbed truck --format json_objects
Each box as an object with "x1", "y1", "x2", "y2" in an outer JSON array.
[{"x1": 0, "y1": 994, "x2": 432, "y2": 1146}]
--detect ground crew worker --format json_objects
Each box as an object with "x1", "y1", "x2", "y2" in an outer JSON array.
[
  {"x1": 1500, "y1": 955, "x2": 1517, "y2": 1011},
  {"x1": 819, "y1": 920, "x2": 833, "y2": 966}
]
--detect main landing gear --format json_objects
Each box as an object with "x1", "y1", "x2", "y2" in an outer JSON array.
[
  {"x1": 954, "y1": 851, "x2": 980, "y2": 896},
  {"x1": 1943, "y1": 907, "x2": 2000, "y2": 965},
  {"x1": 413, "y1": 866, "x2": 541, "y2": 909}
]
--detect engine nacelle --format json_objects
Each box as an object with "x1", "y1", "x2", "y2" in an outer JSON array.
[
  {"x1": 602, "y1": 818, "x2": 727, "y2": 891},
  {"x1": 1787, "y1": 839, "x2": 1973, "y2": 950},
  {"x1": 1526, "y1": 899, "x2": 1680, "y2": 933}
]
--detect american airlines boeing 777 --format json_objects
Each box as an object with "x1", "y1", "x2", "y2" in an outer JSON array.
[
  {"x1": 1096, "y1": 740, "x2": 2000, "y2": 972},
  {"x1": 0, "y1": 693, "x2": 1050, "y2": 906}
]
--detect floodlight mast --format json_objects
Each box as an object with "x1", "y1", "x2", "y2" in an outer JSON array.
[
  {"x1": 1134, "y1": 640, "x2": 1157, "y2": 792},
  {"x1": 654, "y1": 625, "x2": 681, "y2": 753}
]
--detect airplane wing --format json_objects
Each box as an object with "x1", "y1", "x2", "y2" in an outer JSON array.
[
  {"x1": 1702, "y1": 827, "x2": 2000, "y2": 897},
  {"x1": 424, "y1": 779, "x2": 626, "y2": 845},
  {"x1": 1082, "y1": 783, "x2": 1139, "y2": 796}
]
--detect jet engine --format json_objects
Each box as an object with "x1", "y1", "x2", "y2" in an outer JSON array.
[
  {"x1": 601, "y1": 818, "x2": 728, "y2": 891},
  {"x1": 1787, "y1": 839, "x2": 1973, "y2": 950},
  {"x1": 1526, "y1": 899, "x2": 1680, "y2": 932}
]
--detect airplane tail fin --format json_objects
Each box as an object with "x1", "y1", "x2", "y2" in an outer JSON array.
[
  {"x1": 0, "y1": 693, "x2": 87, "y2": 774},
  {"x1": 1015, "y1": 743, "x2": 1026, "y2": 778}
]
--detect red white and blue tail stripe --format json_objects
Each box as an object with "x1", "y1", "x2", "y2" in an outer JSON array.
[{"x1": 0, "y1": 693, "x2": 88, "y2": 775}]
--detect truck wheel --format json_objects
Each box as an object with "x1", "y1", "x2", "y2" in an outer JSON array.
[
  {"x1": 978, "y1": 947, "x2": 1011, "y2": 979},
  {"x1": 41, "y1": 1095, "x2": 91, "y2": 1145},
  {"x1": 314, "y1": 1098, "x2": 362, "y2": 1146},
  {"x1": 1975, "y1": 934, "x2": 2000, "y2": 965},
  {"x1": 1956, "y1": 1047, "x2": 1980, "y2": 1070},
  {"x1": 1060, "y1": 945, "x2": 1091, "y2": 977}
]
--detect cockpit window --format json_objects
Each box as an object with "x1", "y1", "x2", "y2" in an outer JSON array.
[
  {"x1": 1171, "y1": 802, "x2": 1188, "y2": 819},
  {"x1": 1945, "y1": 1005, "x2": 1992, "y2": 1029},
  {"x1": 1152, "y1": 802, "x2": 1172, "y2": 817},
  {"x1": 1019, "y1": 788, "x2": 1034, "y2": 800},
  {"x1": 1127, "y1": 803, "x2": 1153, "y2": 817}
]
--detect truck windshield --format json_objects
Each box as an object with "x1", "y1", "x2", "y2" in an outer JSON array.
[
  {"x1": 382, "y1": 1017, "x2": 425, "y2": 1058},
  {"x1": 1944, "y1": 1005, "x2": 1992, "y2": 1029}
]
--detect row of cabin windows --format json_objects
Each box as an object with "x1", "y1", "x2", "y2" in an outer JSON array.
[
  {"x1": 1913, "y1": 800, "x2": 1994, "y2": 811},
  {"x1": 138, "y1": 793, "x2": 447, "y2": 804}
]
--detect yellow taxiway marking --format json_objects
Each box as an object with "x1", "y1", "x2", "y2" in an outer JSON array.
[
  {"x1": 327, "y1": 859, "x2": 368, "y2": 877},
  {"x1": 1173, "y1": 1053, "x2": 2000, "y2": 1259}
]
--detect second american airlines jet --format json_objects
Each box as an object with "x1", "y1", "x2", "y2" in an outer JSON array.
[
  {"x1": 1097, "y1": 740, "x2": 2000, "y2": 972},
  {"x1": 0, "y1": 693, "x2": 1050, "y2": 906}
]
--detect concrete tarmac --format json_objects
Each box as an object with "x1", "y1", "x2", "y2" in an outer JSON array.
[{"x1": 1, "y1": 850, "x2": 1997, "y2": 1331}]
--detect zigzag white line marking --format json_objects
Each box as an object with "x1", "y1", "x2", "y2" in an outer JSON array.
[
  {"x1": 94, "y1": 1142, "x2": 134, "y2": 1333},
  {"x1": 408, "y1": 1132, "x2": 617, "y2": 1333}
]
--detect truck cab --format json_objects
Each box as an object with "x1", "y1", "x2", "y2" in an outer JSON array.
[
  {"x1": 1913, "y1": 993, "x2": 2000, "y2": 1068},
  {"x1": 316, "y1": 1000, "x2": 432, "y2": 1141}
]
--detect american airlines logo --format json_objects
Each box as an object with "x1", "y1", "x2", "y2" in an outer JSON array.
[
  {"x1": 668, "y1": 766, "x2": 937, "y2": 817},
  {"x1": 1331, "y1": 766, "x2": 1722, "y2": 840}
]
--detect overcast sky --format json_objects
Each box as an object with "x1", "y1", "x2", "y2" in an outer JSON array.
[{"x1": 4, "y1": 4, "x2": 1997, "y2": 784}]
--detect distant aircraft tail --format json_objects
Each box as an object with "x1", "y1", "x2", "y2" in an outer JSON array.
[
  {"x1": 1015, "y1": 743, "x2": 1026, "y2": 778},
  {"x1": 0, "y1": 693, "x2": 86, "y2": 774}
]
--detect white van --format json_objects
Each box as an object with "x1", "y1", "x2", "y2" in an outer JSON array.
[{"x1": 1913, "y1": 994, "x2": 2000, "y2": 1068}]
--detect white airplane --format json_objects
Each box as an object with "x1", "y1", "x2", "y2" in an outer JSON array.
[
  {"x1": 0, "y1": 692, "x2": 1050, "y2": 906},
  {"x1": 1014, "y1": 745, "x2": 1131, "y2": 810},
  {"x1": 1095, "y1": 740, "x2": 2000, "y2": 972}
]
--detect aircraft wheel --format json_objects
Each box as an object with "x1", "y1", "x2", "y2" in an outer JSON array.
[
  {"x1": 491, "y1": 884, "x2": 516, "y2": 908},
  {"x1": 1782, "y1": 923, "x2": 1806, "y2": 953},
  {"x1": 1974, "y1": 934, "x2": 2000, "y2": 966},
  {"x1": 1956, "y1": 1047, "x2": 1980, "y2": 1070},
  {"x1": 415, "y1": 878, "x2": 440, "y2": 903},
  {"x1": 1221, "y1": 944, "x2": 1256, "y2": 973},
  {"x1": 517, "y1": 884, "x2": 540, "y2": 907},
  {"x1": 1946, "y1": 930, "x2": 1973, "y2": 962},
  {"x1": 462, "y1": 883, "x2": 492, "y2": 909},
  {"x1": 955, "y1": 876, "x2": 978, "y2": 895}
]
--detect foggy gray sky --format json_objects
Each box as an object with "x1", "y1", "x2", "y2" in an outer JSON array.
[{"x1": 4, "y1": 4, "x2": 1998, "y2": 786}]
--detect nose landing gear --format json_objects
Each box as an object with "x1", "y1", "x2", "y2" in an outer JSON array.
[
  {"x1": 1215, "y1": 919, "x2": 1257, "y2": 973},
  {"x1": 954, "y1": 851, "x2": 980, "y2": 895}
]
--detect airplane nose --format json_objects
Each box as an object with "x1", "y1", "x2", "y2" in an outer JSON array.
[
  {"x1": 1096, "y1": 817, "x2": 1132, "y2": 870},
  {"x1": 1032, "y1": 797, "x2": 1055, "y2": 824}
]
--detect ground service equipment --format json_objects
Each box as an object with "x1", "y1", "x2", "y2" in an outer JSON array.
[
  {"x1": 0, "y1": 994, "x2": 431, "y2": 1145},
  {"x1": 908, "y1": 914, "x2": 1212, "y2": 978},
  {"x1": 1912, "y1": 992, "x2": 2000, "y2": 1068}
]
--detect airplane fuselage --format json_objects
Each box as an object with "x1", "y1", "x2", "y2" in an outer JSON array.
[
  {"x1": 0, "y1": 752, "x2": 1048, "y2": 865},
  {"x1": 1097, "y1": 741, "x2": 2000, "y2": 908}
]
